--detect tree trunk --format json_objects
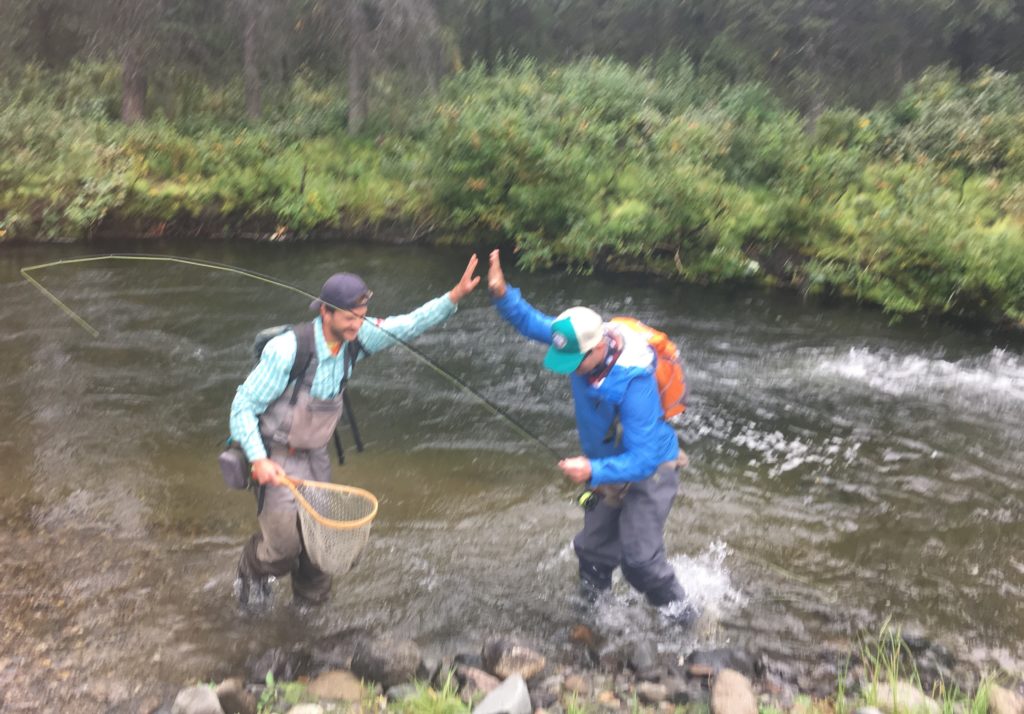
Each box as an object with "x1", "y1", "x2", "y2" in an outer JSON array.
[
  {"x1": 483, "y1": 0, "x2": 493, "y2": 72},
  {"x1": 347, "y1": 0, "x2": 370, "y2": 134},
  {"x1": 121, "y1": 50, "x2": 147, "y2": 124},
  {"x1": 243, "y1": 0, "x2": 262, "y2": 120}
]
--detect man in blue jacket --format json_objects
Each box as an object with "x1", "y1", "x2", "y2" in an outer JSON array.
[{"x1": 487, "y1": 250, "x2": 691, "y2": 612}]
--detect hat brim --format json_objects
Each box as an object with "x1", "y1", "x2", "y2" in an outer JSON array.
[{"x1": 544, "y1": 345, "x2": 585, "y2": 374}]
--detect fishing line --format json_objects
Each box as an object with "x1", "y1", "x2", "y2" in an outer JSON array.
[{"x1": 20, "y1": 253, "x2": 563, "y2": 460}]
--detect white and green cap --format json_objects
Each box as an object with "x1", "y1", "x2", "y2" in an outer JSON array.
[{"x1": 544, "y1": 306, "x2": 604, "y2": 374}]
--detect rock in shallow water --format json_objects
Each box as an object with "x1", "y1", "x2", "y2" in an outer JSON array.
[
  {"x1": 247, "y1": 646, "x2": 311, "y2": 684},
  {"x1": 686, "y1": 648, "x2": 761, "y2": 680},
  {"x1": 350, "y1": 636, "x2": 422, "y2": 690},
  {"x1": 481, "y1": 636, "x2": 547, "y2": 681},
  {"x1": 172, "y1": 685, "x2": 224, "y2": 714},
  {"x1": 214, "y1": 678, "x2": 256, "y2": 714},
  {"x1": 306, "y1": 670, "x2": 362, "y2": 702},
  {"x1": 874, "y1": 681, "x2": 940, "y2": 714},
  {"x1": 472, "y1": 674, "x2": 532, "y2": 714},
  {"x1": 988, "y1": 684, "x2": 1024, "y2": 714},
  {"x1": 710, "y1": 669, "x2": 757, "y2": 714}
]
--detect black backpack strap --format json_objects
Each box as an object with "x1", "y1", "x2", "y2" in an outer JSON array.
[
  {"x1": 333, "y1": 337, "x2": 367, "y2": 459},
  {"x1": 288, "y1": 321, "x2": 316, "y2": 407},
  {"x1": 341, "y1": 337, "x2": 366, "y2": 387}
]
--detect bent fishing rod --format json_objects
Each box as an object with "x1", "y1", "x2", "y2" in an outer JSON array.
[{"x1": 20, "y1": 252, "x2": 563, "y2": 461}]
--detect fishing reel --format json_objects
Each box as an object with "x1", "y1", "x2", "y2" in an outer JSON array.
[{"x1": 576, "y1": 489, "x2": 598, "y2": 512}]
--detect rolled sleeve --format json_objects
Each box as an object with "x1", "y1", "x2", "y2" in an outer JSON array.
[{"x1": 357, "y1": 294, "x2": 457, "y2": 356}]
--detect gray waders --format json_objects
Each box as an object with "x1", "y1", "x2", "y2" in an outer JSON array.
[
  {"x1": 572, "y1": 459, "x2": 686, "y2": 606},
  {"x1": 238, "y1": 326, "x2": 356, "y2": 604}
]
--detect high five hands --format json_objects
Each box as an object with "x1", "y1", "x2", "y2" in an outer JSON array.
[
  {"x1": 452, "y1": 249, "x2": 590, "y2": 485},
  {"x1": 488, "y1": 249, "x2": 507, "y2": 298},
  {"x1": 448, "y1": 254, "x2": 482, "y2": 304},
  {"x1": 450, "y1": 249, "x2": 509, "y2": 303}
]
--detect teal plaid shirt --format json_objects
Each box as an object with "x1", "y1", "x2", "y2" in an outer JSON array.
[{"x1": 230, "y1": 294, "x2": 456, "y2": 461}]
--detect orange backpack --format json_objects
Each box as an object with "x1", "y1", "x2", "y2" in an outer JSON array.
[{"x1": 610, "y1": 317, "x2": 688, "y2": 419}]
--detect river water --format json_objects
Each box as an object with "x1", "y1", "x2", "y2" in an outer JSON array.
[{"x1": 1, "y1": 240, "x2": 1021, "y2": 711}]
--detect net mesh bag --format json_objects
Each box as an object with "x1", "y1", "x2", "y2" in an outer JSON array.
[{"x1": 286, "y1": 480, "x2": 378, "y2": 575}]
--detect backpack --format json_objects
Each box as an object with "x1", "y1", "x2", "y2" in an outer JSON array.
[{"x1": 609, "y1": 317, "x2": 688, "y2": 419}]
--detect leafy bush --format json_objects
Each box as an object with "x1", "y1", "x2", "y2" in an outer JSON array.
[
  {"x1": 867, "y1": 67, "x2": 1024, "y2": 175},
  {"x1": 1, "y1": 58, "x2": 1022, "y2": 326}
]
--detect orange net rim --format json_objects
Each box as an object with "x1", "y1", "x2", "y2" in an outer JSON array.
[{"x1": 282, "y1": 478, "x2": 379, "y2": 531}]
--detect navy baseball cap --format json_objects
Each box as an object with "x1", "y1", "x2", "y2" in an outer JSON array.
[{"x1": 310, "y1": 273, "x2": 372, "y2": 311}]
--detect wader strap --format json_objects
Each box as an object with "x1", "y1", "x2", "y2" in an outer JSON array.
[
  {"x1": 332, "y1": 337, "x2": 366, "y2": 459},
  {"x1": 288, "y1": 321, "x2": 316, "y2": 407},
  {"x1": 256, "y1": 484, "x2": 267, "y2": 516},
  {"x1": 333, "y1": 429, "x2": 345, "y2": 465},
  {"x1": 343, "y1": 390, "x2": 364, "y2": 452}
]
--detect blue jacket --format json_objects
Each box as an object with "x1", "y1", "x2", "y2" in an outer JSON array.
[{"x1": 494, "y1": 286, "x2": 679, "y2": 487}]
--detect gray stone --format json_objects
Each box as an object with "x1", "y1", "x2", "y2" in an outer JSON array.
[
  {"x1": 455, "y1": 652, "x2": 485, "y2": 669},
  {"x1": 458, "y1": 665, "x2": 502, "y2": 702},
  {"x1": 248, "y1": 647, "x2": 311, "y2": 684},
  {"x1": 350, "y1": 636, "x2": 422, "y2": 690},
  {"x1": 482, "y1": 637, "x2": 547, "y2": 681},
  {"x1": 532, "y1": 675, "x2": 564, "y2": 710},
  {"x1": 989, "y1": 685, "x2": 1024, "y2": 714},
  {"x1": 662, "y1": 676, "x2": 692, "y2": 706},
  {"x1": 214, "y1": 678, "x2": 256, "y2": 714},
  {"x1": 637, "y1": 682, "x2": 669, "y2": 705},
  {"x1": 874, "y1": 681, "x2": 941, "y2": 714},
  {"x1": 710, "y1": 669, "x2": 757, "y2": 714},
  {"x1": 686, "y1": 649, "x2": 760, "y2": 680},
  {"x1": 628, "y1": 640, "x2": 659, "y2": 680},
  {"x1": 472, "y1": 674, "x2": 532, "y2": 714},
  {"x1": 306, "y1": 670, "x2": 363, "y2": 702},
  {"x1": 563, "y1": 674, "x2": 591, "y2": 697},
  {"x1": 171, "y1": 686, "x2": 224, "y2": 714},
  {"x1": 310, "y1": 628, "x2": 373, "y2": 672}
]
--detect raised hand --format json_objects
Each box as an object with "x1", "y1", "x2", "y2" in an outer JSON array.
[
  {"x1": 449, "y1": 254, "x2": 481, "y2": 304},
  {"x1": 488, "y1": 249, "x2": 507, "y2": 298}
]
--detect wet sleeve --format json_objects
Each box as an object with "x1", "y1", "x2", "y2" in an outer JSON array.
[
  {"x1": 589, "y1": 375, "x2": 667, "y2": 486},
  {"x1": 356, "y1": 294, "x2": 457, "y2": 357},
  {"x1": 492, "y1": 285, "x2": 554, "y2": 344},
  {"x1": 229, "y1": 332, "x2": 296, "y2": 462}
]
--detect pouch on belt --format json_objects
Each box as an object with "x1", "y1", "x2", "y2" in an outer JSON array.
[{"x1": 218, "y1": 443, "x2": 250, "y2": 490}]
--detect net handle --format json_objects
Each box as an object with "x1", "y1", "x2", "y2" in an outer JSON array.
[{"x1": 281, "y1": 477, "x2": 379, "y2": 531}]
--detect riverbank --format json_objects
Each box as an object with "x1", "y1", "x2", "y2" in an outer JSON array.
[
  {"x1": 163, "y1": 623, "x2": 1024, "y2": 714},
  {"x1": 2, "y1": 60, "x2": 1023, "y2": 327}
]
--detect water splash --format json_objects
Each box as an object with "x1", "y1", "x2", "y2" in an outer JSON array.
[
  {"x1": 669, "y1": 540, "x2": 746, "y2": 619},
  {"x1": 580, "y1": 541, "x2": 744, "y2": 651},
  {"x1": 815, "y1": 347, "x2": 1024, "y2": 404}
]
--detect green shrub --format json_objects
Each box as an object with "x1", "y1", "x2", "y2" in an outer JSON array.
[{"x1": 869, "y1": 67, "x2": 1024, "y2": 175}]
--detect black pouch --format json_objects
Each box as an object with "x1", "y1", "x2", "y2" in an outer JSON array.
[{"x1": 218, "y1": 442, "x2": 250, "y2": 490}]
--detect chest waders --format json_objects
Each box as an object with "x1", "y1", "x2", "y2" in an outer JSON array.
[{"x1": 254, "y1": 321, "x2": 365, "y2": 515}]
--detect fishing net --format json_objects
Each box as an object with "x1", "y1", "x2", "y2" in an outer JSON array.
[{"x1": 285, "y1": 480, "x2": 378, "y2": 575}]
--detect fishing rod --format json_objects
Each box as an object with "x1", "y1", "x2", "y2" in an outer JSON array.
[{"x1": 20, "y1": 252, "x2": 564, "y2": 461}]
